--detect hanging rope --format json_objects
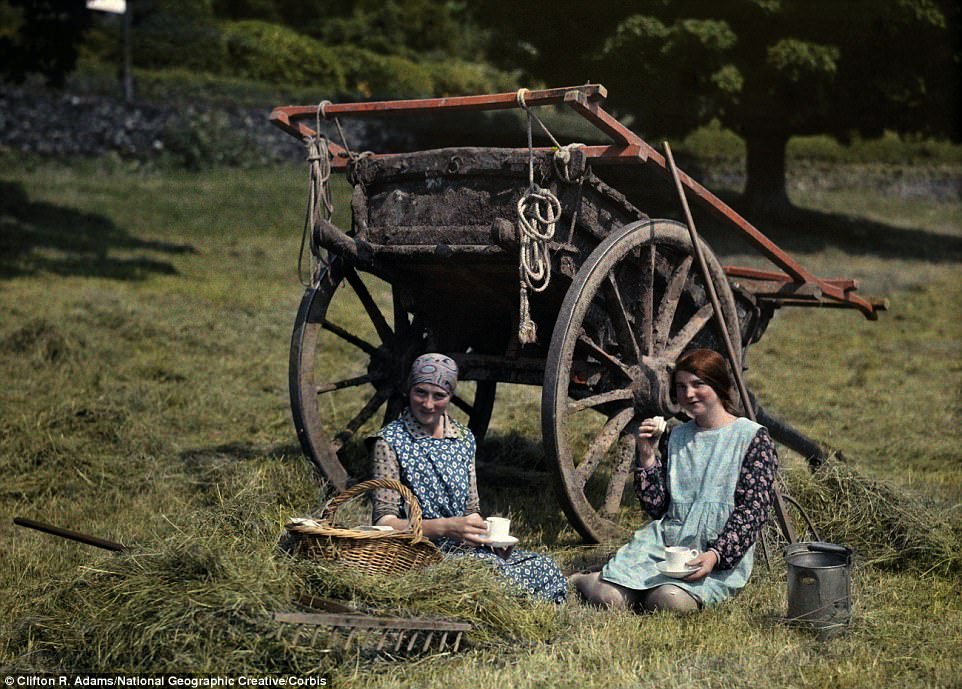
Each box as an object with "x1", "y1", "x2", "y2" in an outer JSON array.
[
  {"x1": 515, "y1": 88, "x2": 573, "y2": 344},
  {"x1": 298, "y1": 101, "x2": 377, "y2": 286},
  {"x1": 298, "y1": 101, "x2": 335, "y2": 287},
  {"x1": 328, "y1": 104, "x2": 374, "y2": 168}
]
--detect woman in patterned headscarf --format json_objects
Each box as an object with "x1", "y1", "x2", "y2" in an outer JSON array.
[{"x1": 370, "y1": 353, "x2": 567, "y2": 603}]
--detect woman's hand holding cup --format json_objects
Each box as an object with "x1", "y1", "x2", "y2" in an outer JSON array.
[
  {"x1": 684, "y1": 550, "x2": 718, "y2": 581},
  {"x1": 451, "y1": 513, "x2": 491, "y2": 544},
  {"x1": 635, "y1": 416, "x2": 667, "y2": 468}
]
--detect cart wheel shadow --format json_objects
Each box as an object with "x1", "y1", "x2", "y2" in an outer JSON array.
[
  {"x1": 475, "y1": 431, "x2": 576, "y2": 546},
  {"x1": 0, "y1": 180, "x2": 196, "y2": 280}
]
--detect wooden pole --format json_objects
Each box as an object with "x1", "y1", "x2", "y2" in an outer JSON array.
[
  {"x1": 122, "y1": 3, "x2": 134, "y2": 103},
  {"x1": 14, "y1": 517, "x2": 127, "y2": 552},
  {"x1": 663, "y1": 141, "x2": 798, "y2": 545}
]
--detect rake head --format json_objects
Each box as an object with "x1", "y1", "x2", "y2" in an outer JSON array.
[{"x1": 274, "y1": 597, "x2": 472, "y2": 657}]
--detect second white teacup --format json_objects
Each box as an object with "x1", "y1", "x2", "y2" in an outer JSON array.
[
  {"x1": 485, "y1": 516, "x2": 511, "y2": 541},
  {"x1": 664, "y1": 546, "x2": 700, "y2": 570}
]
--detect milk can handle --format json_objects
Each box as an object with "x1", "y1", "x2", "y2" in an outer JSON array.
[{"x1": 808, "y1": 542, "x2": 853, "y2": 563}]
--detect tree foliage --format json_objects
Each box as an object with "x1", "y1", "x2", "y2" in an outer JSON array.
[
  {"x1": 474, "y1": 0, "x2": 961, "y2": 211},
  {"x1": 211, "y1": 0, "x2": 488, "y2": 61},
  {"x1": 0, "y1": 0, "x2": 91, "y2": 88}
]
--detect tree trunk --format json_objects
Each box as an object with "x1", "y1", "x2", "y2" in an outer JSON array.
[{"x1": 740, "y1": 132, "x2": 793, "y2": 218}]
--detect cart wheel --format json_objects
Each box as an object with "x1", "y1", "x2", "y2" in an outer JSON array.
[
  {"x1": 290, "y1": 257, "x2": 497, "y2": 489},
  {"x1": 543, "y1": 219, "x2": 743, "y2": 543}
]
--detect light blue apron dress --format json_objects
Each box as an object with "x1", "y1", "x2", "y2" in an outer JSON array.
[
  {"x1": 377, "y1": 416, "x2": 567, "y2": 603},
  {"x1": 601, "y1": 417, "x2": 761, "y2": 605}
]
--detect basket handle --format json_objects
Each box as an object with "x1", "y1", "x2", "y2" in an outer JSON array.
[{"x1": 321, "y1": 478, "x2": 429, "y2": 542}]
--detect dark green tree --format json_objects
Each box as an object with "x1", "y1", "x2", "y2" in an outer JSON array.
[
  {"x1": 0, "y1": 0, "x2": 91, "y2": 88},
  {"x1": 210, "y1": 0, "x2": 487, "y2": 62},
  {"x1": 475, "y1": 0, "x2": 961, "y2": 214}
]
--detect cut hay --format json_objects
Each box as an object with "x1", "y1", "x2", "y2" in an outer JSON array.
[
  {"x1": 8, "y1": 502, "x2": 562, "y2": 674},
  {"x1": 782, "y1": 460, "x2": 962, "y2": 578}
]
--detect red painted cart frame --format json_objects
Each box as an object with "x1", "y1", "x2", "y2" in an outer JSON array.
[{"x1": 271, "y1": 83, "x2": 886, "y2": 320}]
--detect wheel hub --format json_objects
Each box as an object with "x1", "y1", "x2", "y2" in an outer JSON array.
[
  {"x1": 634, "y1": 355, "x2": 679, "y2": 416},
  {"x1": 368, "y1": 345, "x2": 404, "y2": 394}
]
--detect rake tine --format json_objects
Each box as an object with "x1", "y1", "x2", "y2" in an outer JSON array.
[
  {"x1": 439, "y1": 631, "x2": 449, "y2": 651},
  {"x1": 309, "y1": 625, "x2": 321, "y2": 645},
  {"x1": 376, "y1": 629, "x2": 388, "y2": 651},
  {"x1": 406, "y1": 631, "x2": 419, "y2": 653},
  {"x1": 422, "y1": 631, "x2": 434, "y2": 652},
  {"x1": 344, "y1": 629, "x2": 357, "y2": 649},
  {"x1": 453, "y1": 631, "x2": 463, "y2": 652},
  {"x1": 394, "y1": 631, "x2": 404, "y2": 652}
]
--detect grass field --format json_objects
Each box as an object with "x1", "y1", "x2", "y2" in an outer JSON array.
[{"x1": 1, "y1": 153, "x2": 960, "y2": 687}]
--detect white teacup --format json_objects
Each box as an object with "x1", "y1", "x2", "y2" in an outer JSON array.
[
  {"x1": 664, "y1": 546, "x2": 700, "y2": 570},
  {"x1": 485, "y1": 517, "x2": 511, "y2": 541}
]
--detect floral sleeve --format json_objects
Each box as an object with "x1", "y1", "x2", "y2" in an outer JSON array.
[
  {"x1": 706, "y1": 427, "x2": 778, "y2": 569},
  {"x1": 633, "y1": 431, "x2": 671, "y2": 519}
]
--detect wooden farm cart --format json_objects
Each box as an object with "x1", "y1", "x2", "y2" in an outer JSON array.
[{"x1": 270, "y1": 84, "x2": 886, "y2": 544}]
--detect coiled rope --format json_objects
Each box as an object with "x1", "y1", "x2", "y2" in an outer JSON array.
[{"x1": 515, "y1": 88, "x2": 583, "y2": 344}]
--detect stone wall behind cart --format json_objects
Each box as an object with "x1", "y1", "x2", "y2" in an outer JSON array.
[{"x1": 0, "y1": 84, "x2": 399, "y2": 168}]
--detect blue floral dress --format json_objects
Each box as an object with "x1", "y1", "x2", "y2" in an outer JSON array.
[
  {"x1": 372, "y1": 410, "x2": 567, "y2": 603},
  {"x1": 601, "y1": 417, "x2": 776, "y2": 605}
]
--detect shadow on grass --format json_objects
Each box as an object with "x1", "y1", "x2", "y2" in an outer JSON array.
[
  {"x1": 0, "y1": 180, "x2": 196, "y2": 280},
  {"x1": 180, "y1": 441, "x2": 304, "y2": 465},
  {"x1": 599, "y1": 166, "x2": 962, "y2": 264}
]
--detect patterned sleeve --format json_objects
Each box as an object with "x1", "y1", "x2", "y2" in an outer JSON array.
[
  {"x1": 465, "y1": 458, "x2": 481, "y2": 516},
  {"x1": 633, "y1": 430, "x2": 671, "y2": 519},
  {"x1": 371, "y1": 438, "x2": 402, "y2": 523},
  {"x1": 706, "y1": 427, "x2": 778, "y2": 569}
]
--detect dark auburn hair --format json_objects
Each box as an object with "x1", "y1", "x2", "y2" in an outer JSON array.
[{"x1": 672, "y1": 348, "x2": 738, "y2": 415}]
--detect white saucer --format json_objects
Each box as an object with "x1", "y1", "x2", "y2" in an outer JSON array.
[
  {"x1": 656, "y1": 561, "x2": 698, "y2": 578},
  {"x1": 485, "y1": 535, "x2": 519, "y2": 548}
]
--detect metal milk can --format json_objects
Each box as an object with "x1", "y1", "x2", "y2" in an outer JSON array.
[{"x1": 785, "y1": 541, "x2": 853, "y2": 639}]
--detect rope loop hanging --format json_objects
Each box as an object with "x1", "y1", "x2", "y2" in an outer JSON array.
[
  {"x1": 515, "y1": 89, "x2": 566, "y2": 344},
  {"x1": 298, "y1": 101, "x2": 335, "y2": 287}
]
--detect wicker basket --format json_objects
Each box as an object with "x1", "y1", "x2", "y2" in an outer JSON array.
[{"x1": 285, "y1": 478, "x2": 442, "y2": 576}]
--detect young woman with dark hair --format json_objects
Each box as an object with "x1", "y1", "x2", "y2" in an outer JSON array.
[{"x1": 570, "y1": 348, "x2": 778, "y2": 613}]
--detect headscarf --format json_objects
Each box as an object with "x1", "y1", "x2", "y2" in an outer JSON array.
[{"x1": 406, "y1": 353, "x2": 458, "y2": 395}]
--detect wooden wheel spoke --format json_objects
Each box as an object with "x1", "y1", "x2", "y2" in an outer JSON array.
[
  {"x1": 576, "y1": 407, "x2": 634, "y2": 489},
  {"x1": 317, "y1": 373, "x2": 384, "y2": 394},
  {"x1": 642, "y1": 244, "x2": 655, "y2": 357},
  {"x1": 392, "y1": 291, "x2": 411, "y2": 340},
  {"x1": 322, "y1": 319, "x2": 378, "y2": 355},
  {"x1": 451, "y1": 394, "x2": 474, "y2": 415},
  {"x1": 602, "y1": 275, "x2": 640, "y2": 365},
  {"x1": 332, "y1": 389, "x2": 390, "y2": 449},
  {"x1": 665, "y1": 302, "x2": 714, "y2": 359},
  {"x1": 653, "y1": 254, "x2": 693, "y2": 349},
  {"x1": 345, "y1": 268, "x2": 394, "y2": 345},
  {"x1": 601, "y1": 433, "x2": 636, "y2": 517},
  {"x1": 567, "y1": 388, "x2": 633, "y2": 414},
  {"x1": 576, "y1": 333, "x2": 632, "y2": 378}
]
